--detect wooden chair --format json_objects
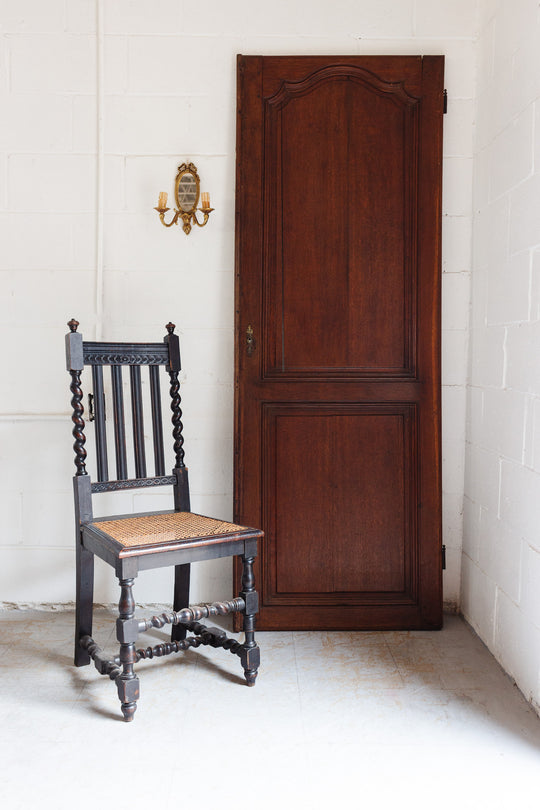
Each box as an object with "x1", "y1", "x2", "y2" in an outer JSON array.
[{"x1": 65, "y1": 319, "x2": 262, "y2": 721}]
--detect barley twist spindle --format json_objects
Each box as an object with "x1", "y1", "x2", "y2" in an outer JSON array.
[
  {"x1": 168, "y1": 369, "x2": 185, "y2": 468},
  {"x1": 70, "y1": 370, "x2": 87, "y2": 476}
]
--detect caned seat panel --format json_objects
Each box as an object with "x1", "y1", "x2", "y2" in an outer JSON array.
[{"x1": 86, "y1": 510, "x2": 261, "y2": 550}]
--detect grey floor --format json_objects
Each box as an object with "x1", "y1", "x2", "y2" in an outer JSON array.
[{"x1": 1, "y1": 609, "x2": 540, "y2": 810}]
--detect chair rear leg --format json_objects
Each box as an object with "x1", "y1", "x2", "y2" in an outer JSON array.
[
  {"x1": 74, "y1": 544, "x2": 94, "y2": 667},
  {"x1": 171, "y1": 563, "x2": 190, "y2": 642},
  {"x1": 239, "y1": 554, "x2": 260, "y2": 686}
]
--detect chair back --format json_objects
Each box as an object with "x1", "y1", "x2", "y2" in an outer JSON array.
[{"x1": 65, "y1": 320, "x2": 189, "y2": 512}]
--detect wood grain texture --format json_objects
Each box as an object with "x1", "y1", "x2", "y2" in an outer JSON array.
[
  {"x1": 264, "y1": 65, "x2": 418, "y2": 375},
  {"x1": 268, "y1": 406, "x2": 413, "y2": 598},
  {"x1": 234, "y1": 55, "x2": 444, "y2": 630}
]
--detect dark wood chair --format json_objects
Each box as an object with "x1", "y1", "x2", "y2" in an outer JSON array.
[{"x1": 65, "y1": 319, "x2": 262, "y2": 722}]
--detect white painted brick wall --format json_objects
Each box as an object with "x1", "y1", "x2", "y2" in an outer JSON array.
[
  {"x1": 463, "y1": 0, "x2": 540, "y2": 712},
  {"x1": 0, "y1": 0, "x2": 477, "y2": 607},
  {"x1": 477, "y1": 508, "x2": 522, "y2": 605}
]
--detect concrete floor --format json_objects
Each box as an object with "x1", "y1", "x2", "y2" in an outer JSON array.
[{"x1": 1, "y1": 608, "x2": 540, "y2": 810}]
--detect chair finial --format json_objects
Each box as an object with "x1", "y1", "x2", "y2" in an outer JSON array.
[
  {"x1": 68, "y1": 319, "x2": 79, "y2": 333},
  {"x1": 166, "y1": 322, "x2": 176, "y2": 334}
]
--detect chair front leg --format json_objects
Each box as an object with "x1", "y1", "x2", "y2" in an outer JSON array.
[
  {"x1": 116, "y1": 577, "x2": 140, "y2": 722},
  {"x1": 239, "y1": 555, "x2": 260, "y2": 686}
]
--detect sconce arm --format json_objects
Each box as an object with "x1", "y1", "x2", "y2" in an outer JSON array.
[
  {"x1": 192, "y1": 208, "x2": 214, "y2": 228},
  {"x1": 155, "y1": 208, "x2": 180, "y2": 228}
]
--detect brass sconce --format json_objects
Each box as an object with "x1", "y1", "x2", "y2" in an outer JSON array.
[{"x1": 155, "y1": 162, "x2": 214, "y2": 234}]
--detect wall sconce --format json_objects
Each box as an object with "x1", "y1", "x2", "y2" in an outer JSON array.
[{"x1": 154, "y1": 162, "x2": 214, "y2": 234}]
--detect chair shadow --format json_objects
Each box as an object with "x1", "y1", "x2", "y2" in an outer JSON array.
[
  {"x1": 63, "y1": 621, "x2": 247, "y2": 718},
  {"x1": 3, "y1": 612, "x2": 245, "y2": 722},
  {"x1": 134, "y1": 624, "x2": 246, "y2": 686}
]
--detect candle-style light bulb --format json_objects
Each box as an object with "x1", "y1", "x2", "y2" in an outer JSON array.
[{"x1": 158, "y1": 191, "x2": 168, "y2": 210}]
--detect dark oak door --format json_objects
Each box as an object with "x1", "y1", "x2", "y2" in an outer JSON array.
[{"x1": 234, "y1": 55, "x2": 444, "y2": 630}]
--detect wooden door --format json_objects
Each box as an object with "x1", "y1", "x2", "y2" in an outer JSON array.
[{"x1": 234, "y1": 55, "x2": 444, "y2": 630}]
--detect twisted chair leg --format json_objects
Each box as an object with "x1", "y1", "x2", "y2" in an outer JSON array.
[
  {"x1": 239, "y1": 555, "x2": 260, "y2": 686},
  {"x1": 115, "y1": 578, "x2": 140, "y2": 722}
]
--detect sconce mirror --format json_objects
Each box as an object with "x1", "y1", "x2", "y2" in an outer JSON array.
[
  {"x1": 155, "y1": 161, "x2": 213, "y2": 235},
  {"x1": 175, "y1": 166, "x2": 199, "y2": 214}
]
